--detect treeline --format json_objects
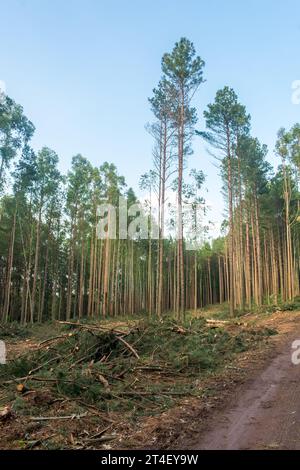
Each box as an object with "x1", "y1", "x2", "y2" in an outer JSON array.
[{"x1": 0, "y1": 38, "x2": 299, "y2": 323}]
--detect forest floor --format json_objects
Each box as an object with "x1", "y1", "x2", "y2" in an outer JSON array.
[{"x1": 0, "y1": 305, "x2": 300, "y2": 450}]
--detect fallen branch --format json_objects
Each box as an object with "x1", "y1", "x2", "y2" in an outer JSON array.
[
  {"x1": 38, "y1": 334, "x2": 74, "y2": 347},
  {"x1": 116, "y1": 336, "x2": 140, "y2": 359},
  {"x1": 81, "y1": 425, "x2": 113, "y2": 441},
  {"x1": 206, "y1": 319, "x2": 230, "y2": 326},
  {"x1": 57, "y1": 321, "x2": 128, "y2": 336},
  {"x1": 118, "y1": 390, "x2": 195, "y2": 397},
  {"x1": 3, "y1": 375, "x2": 73, "y2": 385},
  {"x1": 30, "y1": 412, "x2": 88, "y2": 421},
  {"x1": 27, "y1": 355, "x2": 61, "y2": 375},
  {"x1": 73, "y1": 399, "x2": 116, "y2": 422},
  {"x1": 84, "y1": 435, "x2": 116, "y2": 444},
  {"x1": 24, "y1": 434, "x2": 56, "y2": 449}
]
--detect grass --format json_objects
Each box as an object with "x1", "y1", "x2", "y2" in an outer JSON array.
[{"x1": 195, "y1": 296, "x2": 300, "y2": 320}]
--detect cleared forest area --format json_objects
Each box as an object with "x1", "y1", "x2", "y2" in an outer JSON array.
[{"x1": 2, "y1": 302, "x2": 300, "y2": 449}]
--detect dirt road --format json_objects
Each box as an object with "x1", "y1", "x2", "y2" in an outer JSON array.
[{"x1": 190, "y1": 319, "x2": 300, "y2": 450}]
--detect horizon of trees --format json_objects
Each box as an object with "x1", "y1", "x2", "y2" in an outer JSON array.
[{"x1": 0, "y1": 38, "x2": 299, "y2": 324}]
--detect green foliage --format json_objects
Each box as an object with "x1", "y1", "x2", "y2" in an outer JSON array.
[
  {"x1": 280, "y1": 298, "x2": 300, "y2": 311},
  {"x1": 0, "y1": 317, "x2": 277, "y2": 422},
  {"x1": 162, "y1": 38, "x2": 205, "y2": 90},
  {"x1": 0, "y1": 321, "x2": 30, "y2": 338},
  {"x1": 11, "y1": 396, "x2": 32, "y2": 415},
  {"x1": 0, "y1": 93, "x2": 35, "y2": 192},
  {"x1": 1, "y1": 355, "x2": 34, "y2": 379},
  {"x1": 199, "y1": 86, "x2": 250, "y2": 154}
]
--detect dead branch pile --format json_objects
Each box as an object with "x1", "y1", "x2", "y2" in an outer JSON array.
[{"x1": 0, "y1": 317, "x2": 277, "y2": 431}]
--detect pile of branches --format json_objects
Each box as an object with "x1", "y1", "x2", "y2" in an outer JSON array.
[
  {"x1": 0, "y1": 318, "x2": 277, "y2": 421},
  {"x1": 1, "y1": 321, "x2": 141, "y2": 399}
]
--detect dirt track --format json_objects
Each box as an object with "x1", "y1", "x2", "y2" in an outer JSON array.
[{"x1": 190, "y1": 316, "x2": 300, "y2": 450}]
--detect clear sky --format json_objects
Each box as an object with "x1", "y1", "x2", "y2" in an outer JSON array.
[{"x1": 1, "y1": 0, "x2": 299, "y2": 234}]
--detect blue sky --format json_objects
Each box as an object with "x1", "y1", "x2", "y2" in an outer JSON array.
[{"x1": 1, "y1": 0, "x2": 299, "y2": 233}]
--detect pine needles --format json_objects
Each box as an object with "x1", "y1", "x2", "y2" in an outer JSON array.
[{"x1": 0, "y1": 317, "x2": 277, "y2": 420}]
